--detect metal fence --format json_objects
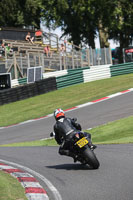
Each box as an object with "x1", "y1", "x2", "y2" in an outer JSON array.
[{"x1": 0, "y1": 47, "x2": 112, "y2": 79}]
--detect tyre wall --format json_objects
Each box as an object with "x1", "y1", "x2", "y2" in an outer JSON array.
[{"x1": 0, "y1": 77, "x2": 57, "y2": 105}]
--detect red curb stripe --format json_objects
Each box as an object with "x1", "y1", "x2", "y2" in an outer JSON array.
[
  {"x1": 64, "y1": 107, "x2": 77, "y2": 111},
  {"x1": 17, "y1": 177, "x2": 37, "y2": 182},
  {"x1": 3, "y1": 169, "x2": 24, "y2": 173},
  {"x1": 5, "y1": 123, "x2": 18, "y2": 128},
  {"x1": 0, "y1": 163, "x2": 8, "y2": 165},
  {"x1": 121, "y1": 90, "x2": 130, "y2": 93},
  {"x1": 25, "y1": 187, "x2": 47, "y2": 194},
  {"x1": 34, "y1": 116, "x2": 48, "y2": 120},
  {"x1": 92, "y1": 97, "x2": 109, "y2": 102}
]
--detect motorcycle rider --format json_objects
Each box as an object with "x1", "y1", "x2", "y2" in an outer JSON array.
[{"x1": 51, "y1": 108, "x2": 97, "y2": 162}]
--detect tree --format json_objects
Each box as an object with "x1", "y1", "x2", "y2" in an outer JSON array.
[
  {"x1": 42, "y1": 0, "x2": 132, "y2": 53},
  {"x1": 0, "y1": 0, "x2": 42, "y2": 28},
  {"x1": 98, "y1": 0, "x2": 133, "y2": 62},
  {"x1": 0, "y1": 0, "x2": 132, "y2": 63},
  {"x1": 0, "y1": 0, "x2": 20, "y2": 26},
  {"x1": 41, "y1": 0, "x2": 99, "y2": 48}
]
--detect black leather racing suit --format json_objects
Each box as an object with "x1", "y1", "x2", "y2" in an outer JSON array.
[{"x1": 54, "y1": 117, "x2": 91, "y2": 157}]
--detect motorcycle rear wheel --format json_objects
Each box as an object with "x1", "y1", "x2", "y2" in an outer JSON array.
[{"x1": 83, "y1": 148, "x2": 100, "y2": 169}]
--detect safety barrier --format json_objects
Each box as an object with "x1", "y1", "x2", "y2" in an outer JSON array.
[
  {"x1": 67, "y1": 67, "x2": 90, "y2": 74},
  {"x1": 11, "y1": 63, "x2": 133, "y2": 88},
  {"x1": 43, "y1": 67, "x2": 90, "y2": 79},
  {"x1": 56, "y1": 67, "x2": 89, "y2": 89},
  {"x1": 83, "y1": 65, "x2": 111, "y2": 83},
  {"x1": 43, "y1": 70, "x2": 68, "y2": 79},
  {"x1": 11, "y1": 77, "x2": 27, "y2": 87},
  {"x1": 0, "y1": 77, "x2": 57, "y2": 105},
  {"x1": 110, "y1": 62, "x2": 133, "y2": 77},
  {"x1": 12, "y1": 65, "x2": 110, "y2": 87},
  {"x1": 11, "y1": 71, "x2": 68, "y2": 87}
]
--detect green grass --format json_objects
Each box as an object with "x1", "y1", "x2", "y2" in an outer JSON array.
[
  {"x1": 1, "y1": 116, "x2": 133, "y2": 147},
  {"x1": 0, "y1": 170, "x2": 27, "y2": 200},
  {"x1": 88, "y1": 115, "x2": 133, "y2": 144},
  {"x1": 0, "y1": 73, "x2": 133, "y2": 127},
  {"x1": 0, "y1": 138, "x2": 57, "y2": 147}
]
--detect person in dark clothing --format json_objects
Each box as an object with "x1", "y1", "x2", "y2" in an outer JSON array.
[{"x1": 51, "y1": 108, "x2": 96, "y2": 162}]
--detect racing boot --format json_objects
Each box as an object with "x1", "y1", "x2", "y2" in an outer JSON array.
[
  {"x1": 90, "y1": 144, "x2": 97, "y2": 150},
  {"x1": 88, "y1": 140, "x2": 97, "y2": 150},
  {"x1": 87, "y1": 137, "x2": 97, "y2": 150}
]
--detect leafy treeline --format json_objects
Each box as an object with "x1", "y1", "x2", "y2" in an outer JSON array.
[
  {"x1": 0, "y1": 0, "x2": 42, "y2": 28},
  {"x1": 42, "y1": 0, "x2": 133, "y2": 63},
  {"x1": 0, "y1": 0, "x2": 132, "y2": 61}
]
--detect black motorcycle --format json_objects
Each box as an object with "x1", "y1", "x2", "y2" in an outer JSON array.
[
  {"x1": 51, "y1": 131, "x2": 100, "y2": 169},
  {"x1": 69, "y1": 131, "x2": 100, "y2": 169}
]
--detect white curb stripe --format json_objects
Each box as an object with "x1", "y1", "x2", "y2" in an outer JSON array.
[
  {"x1": 11, "y1": 172, "x2": 34, "y2": 178},
  {"x1": 76, "y1": 102, "x2": 93, "y2": 108},
  {"x1": 21, "y1": 182, "x2": 43, "y2": 188},
  {"x1": 19, "y1": 120, "x2": 35, "y2": 125},
  {"x1": 26, "y1": 193, "x2": 49, "y2": 200},
  {"x1": 107, "y1": 92, "x2": 122, "y2": 98},
  {"x1": 0, "y1": 165, "x2": 16, "y2": 169}
]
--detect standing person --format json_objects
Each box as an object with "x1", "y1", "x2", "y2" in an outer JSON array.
[
  {"x1": 60, "y1": 43, "x2": 66, "y2": 57},
  {"x1": 60, "y1": 44, "x2": 66, "y2": 69},
  {"x1": 25, "y1": 32, "x2": 34, "y2": 44}
]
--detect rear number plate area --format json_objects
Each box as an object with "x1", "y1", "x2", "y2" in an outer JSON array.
[{"x1": 76, "y1": 137, "x2": 88, "y2": 148}]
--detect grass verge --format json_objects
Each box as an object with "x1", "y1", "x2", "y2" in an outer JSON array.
[
  {"x1": 0, "y1": 73, "x2": 133, "y2": 127},
  {"x1": 88, "y1": 115, "x2": 133, "y2": 144},
  {"x1": 0, "y1": 170, "x2": 27, "y2": 200},
  {"x1": 1, "y1": 116, "x2": 133, "y2": 147}
]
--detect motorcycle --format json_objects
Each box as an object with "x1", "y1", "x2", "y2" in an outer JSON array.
[
  {"x1": 69, "y1": 131, "x2": 100, "y2": 169},
  {"x1": 51, "y1": 130, "x2": 100, "y2": 169}
]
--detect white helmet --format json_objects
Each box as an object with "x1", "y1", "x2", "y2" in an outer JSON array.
[{"x1": 54, "y1": 108, "x2": 65, "y2": 120}]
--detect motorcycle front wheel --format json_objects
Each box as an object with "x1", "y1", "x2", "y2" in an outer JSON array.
[{"x1": 83, "y1": 148, "x2": 100, "y2": 169}]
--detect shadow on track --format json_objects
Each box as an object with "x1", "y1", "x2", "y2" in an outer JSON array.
[{"x1": 46, "y1": 163, "x2": 94, "y2": 170}]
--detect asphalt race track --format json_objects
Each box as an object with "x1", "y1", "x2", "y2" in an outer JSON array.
[
  {"x1": 0, "y1": 91, "x2": 133, "y2": 145},
  {"x1": 0, "y1": 91, "x2": 133, "y2": 200}
]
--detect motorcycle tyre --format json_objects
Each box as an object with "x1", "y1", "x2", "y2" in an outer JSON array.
[{"x1": 83, "y1": 148, "x2": 100, "y2": 169}]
